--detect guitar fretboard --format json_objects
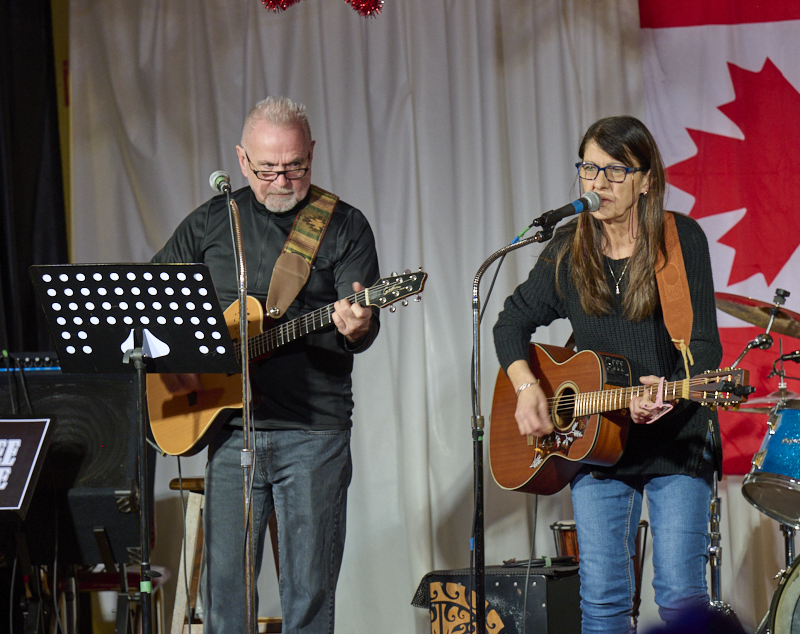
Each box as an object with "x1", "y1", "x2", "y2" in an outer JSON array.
[
  {"x1": 265, "y1": 289, "x2": 367, "y2": 356},
  {"x1": 571, "y1": 379, "x2": 690, "y2": 416},
  {"x1": 226, "y1": 272, "x2": 425, "y2": 363},
  {"x1": 238, "y1": 289, "x2": 368, "y2": 361}
]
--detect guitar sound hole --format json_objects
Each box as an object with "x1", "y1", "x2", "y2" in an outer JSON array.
[{"x1": 552, "y1": 388, "x2": 576, "y2": 431}]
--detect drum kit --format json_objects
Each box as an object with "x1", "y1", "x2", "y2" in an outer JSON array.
[{"x1": 716, "y1": 289, "x2": 800, "y2": 632}]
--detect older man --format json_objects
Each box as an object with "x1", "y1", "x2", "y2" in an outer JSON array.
[{"x1": 152, "y1": 96, "x2": 380, "y2": 633}]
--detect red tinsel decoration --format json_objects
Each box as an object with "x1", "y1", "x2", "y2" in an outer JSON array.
[
  {"x1": 345, "y1": 0, "x2": 383, "y2": 17},
  {"x1": 260, "y1": 0, "x2": 383, "y2": 17},
  {"x1": 261, "y1": 0, "x2": 303, "y2": 12}
]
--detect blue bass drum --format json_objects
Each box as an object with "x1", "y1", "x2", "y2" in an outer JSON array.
[{"x1": 743, "y1": 407, "x2": 800, "y2": 527}]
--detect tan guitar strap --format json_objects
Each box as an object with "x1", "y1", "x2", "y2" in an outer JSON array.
[
  {"x1": 655, "y1": 211, "x2": 694, "y2": 380},
  {"x1": 265, "y1": 185, "x2": 338, "y2": 318}
]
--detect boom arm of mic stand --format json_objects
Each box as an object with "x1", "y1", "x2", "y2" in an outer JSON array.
[
  {"x1": 470, "y1": 233, "x2": 547, "y2": 634},
  {"x1": 472, "y1": 234, "x2": 548, "y2": 414},
  {"x1": 226, "y1": 194, "x2": 257, "y2": 634}
]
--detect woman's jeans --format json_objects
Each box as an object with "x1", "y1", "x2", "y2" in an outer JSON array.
[{"x1": 571, "y1": 464, "x2": 713, "y2": 634}]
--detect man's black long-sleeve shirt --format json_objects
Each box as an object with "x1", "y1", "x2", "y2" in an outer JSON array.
[{"x1": 152, "y1": 186, "x2": 380, "y2": 430}]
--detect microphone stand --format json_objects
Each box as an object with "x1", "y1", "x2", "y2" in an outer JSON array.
[
  {"x1": 470, "y1": 219, "x2": 556, "y2": 634},
  {"x1": 223, "y1": 185, "x2": 257, "y2": 634}
]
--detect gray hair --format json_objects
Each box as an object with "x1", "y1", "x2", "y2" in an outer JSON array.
[{"x1": 242, "y1": 96, "x2": 312, "y2": 145}]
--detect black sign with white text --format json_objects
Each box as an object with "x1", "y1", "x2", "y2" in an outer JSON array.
[{"x1": 0, "y1": 418, "x2": 54, "y2": 518}]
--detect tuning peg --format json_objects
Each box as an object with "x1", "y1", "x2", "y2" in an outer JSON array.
[
  {"x1": 391, "y1": 271, "x2": 398, "y2": 277},
  {"x1": 414, "y1": 294, "x2": 422, "y2": 302},
  {"x1": 404, "y1": 269, "x2": 411, "y2": 274},
  {"x1": 402, "y1": 300, "x2": 408, "y2": 307},
  {"x1": 389, "y1": 305, "x2": 396, "y2": 313}
]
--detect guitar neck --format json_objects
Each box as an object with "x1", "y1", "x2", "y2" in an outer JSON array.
[
  {"x1": 575, "y1": 378, "x2": 689, "y2": 417},
  {"x1": 231, "y1": 271, "x2": 427, "y2": 362},
  {"x1": 247, "y1": 289, "x2": 368, "y2": 359}
]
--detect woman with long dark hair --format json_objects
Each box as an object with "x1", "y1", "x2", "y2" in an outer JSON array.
[{"x1": 494, "y1": 115, "x2": 722, "y2": 633}]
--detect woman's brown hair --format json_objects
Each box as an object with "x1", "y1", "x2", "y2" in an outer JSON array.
[{"x1": 555, "y1": 115, "x2": 667, "y2": 321}]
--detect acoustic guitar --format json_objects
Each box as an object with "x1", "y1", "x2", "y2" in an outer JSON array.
[
  {"x1": 489, "y1": 343, "x2": 750, "y2": 496},
  {"x1": 147, "y1": 270, "x2": 427, "y2": 455}
]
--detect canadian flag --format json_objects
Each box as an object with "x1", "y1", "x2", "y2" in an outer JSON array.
[{"x1": 639, "y1": 1, "x2": 800, "y2": 473}]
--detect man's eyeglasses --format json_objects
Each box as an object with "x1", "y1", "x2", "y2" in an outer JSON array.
[
  {"x1": 575, "y1": 162, "x2": 643, "y2": 183},
  {"x1": 245, "y1": 151, "x2": 309, "y2": 182}
]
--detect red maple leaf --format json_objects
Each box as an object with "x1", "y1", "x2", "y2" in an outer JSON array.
[{"x1": 666, "y1": 58, "x2": 800, "y2": 286}]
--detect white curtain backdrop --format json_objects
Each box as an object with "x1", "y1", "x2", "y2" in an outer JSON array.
[{"x1": 70, "y1": 0, "x2": 783, "y2": 631}]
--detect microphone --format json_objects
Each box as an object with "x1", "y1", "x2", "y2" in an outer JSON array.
[
  {"x1": 778, "y1": 351, "x2": 800, "y2": 362},
  {"x1": 532, "y1": 191, "x2": 602, "y2": 227},
  {"x1": 209, "y1": 170, "x2": 231, "y2": 194}
]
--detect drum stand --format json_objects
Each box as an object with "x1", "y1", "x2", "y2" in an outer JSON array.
[
  {"x1": 709, "y1": 474, "x2": 738, "y2": 619},
  {"x1": 709, "y1": 305, "x2": 782, "y2": 619},
  {"x1": 780, "y1": 524, "x2": 795, "y2": 568}
]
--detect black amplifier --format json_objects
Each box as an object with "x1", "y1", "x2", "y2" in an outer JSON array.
[
  {"x1": 0, "y1": 369, "x2": 153, "y2": 565},
  {"x1": 0, "y1": 351, "x2": 60, "y2": 372},
  {"x1": 413, "y1": 562, "x2": 581, "y2": 634}
]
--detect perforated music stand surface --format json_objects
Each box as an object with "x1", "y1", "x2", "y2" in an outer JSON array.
[{"x1": 30, "y1": 263, "x2": 239, "y2": 375}]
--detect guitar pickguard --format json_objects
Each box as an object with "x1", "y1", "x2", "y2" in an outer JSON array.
[{"x1": 530, "y1": 416, "x2": 589, "y2": 469}]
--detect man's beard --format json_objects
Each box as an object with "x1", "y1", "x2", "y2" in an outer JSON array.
[{"x1": 264, "y1": 189, "x2": 299, "y2": 213}]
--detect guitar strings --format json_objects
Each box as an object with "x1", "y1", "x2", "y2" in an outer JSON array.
[
  {"x1": 232, "y1": 288, "x2": 369, "y2": 361},
  {"x1": 258, "y1": 288, "x2": 366, "y2": 349},
  {"x1": 236, "y1": 279, "x2": 411, "y2": 360},
  {"x1": 538, "y1": 375, "x2": 739, "y2": 411}
]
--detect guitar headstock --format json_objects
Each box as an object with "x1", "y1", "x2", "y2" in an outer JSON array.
[
  {"x1": 366, "y1": 270, "x2": 427, "y2": 312},
  {"x1": 691, "y1": 368, "x2": 754, "y2": 410}
]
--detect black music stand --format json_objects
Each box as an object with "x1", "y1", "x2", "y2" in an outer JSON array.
[{"x1": 30, "y1": 263, "x2": 238, "y2": 634}]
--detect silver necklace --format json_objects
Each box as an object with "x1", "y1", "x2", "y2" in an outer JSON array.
[{"x1": 607, "y1": 258, "x2": 631, "y2": 295}]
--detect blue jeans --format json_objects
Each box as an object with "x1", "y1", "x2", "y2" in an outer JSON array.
[
  {"x1": 571, "y1": 465, "x2": 712, "y2": 634},
  {"x1": 203, "y1": 426, "x2": 352, "y2": 634}
]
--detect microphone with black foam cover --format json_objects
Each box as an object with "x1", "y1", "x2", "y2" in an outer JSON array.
[
  {"x1": 209, "y1": 170, "x2": 231, "y2": 194},
  {"x1": 532, "y1": 191, "x2": 602, "y2": 227}
]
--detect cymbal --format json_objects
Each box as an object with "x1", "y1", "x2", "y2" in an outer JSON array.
[
  {"x1": 716, "y1": 293, "x2": 800, "y2": 339},
  {"x1": 732, "y1": 389, "x2": 800, "y2": 414},
  {"x1": 728, "y1": 406, "x2": 773, "y2": 414},
  {"x1": 744, "y1": 389, "x2": 800, "y2": 405}
]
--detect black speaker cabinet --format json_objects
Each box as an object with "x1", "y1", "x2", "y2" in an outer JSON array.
[
  {"x1": 413, "y1": 564, "x2": 581, "y2": 634},
  {"x1": 0, "y1": 370, "x2": 154, "y2": 565}
]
